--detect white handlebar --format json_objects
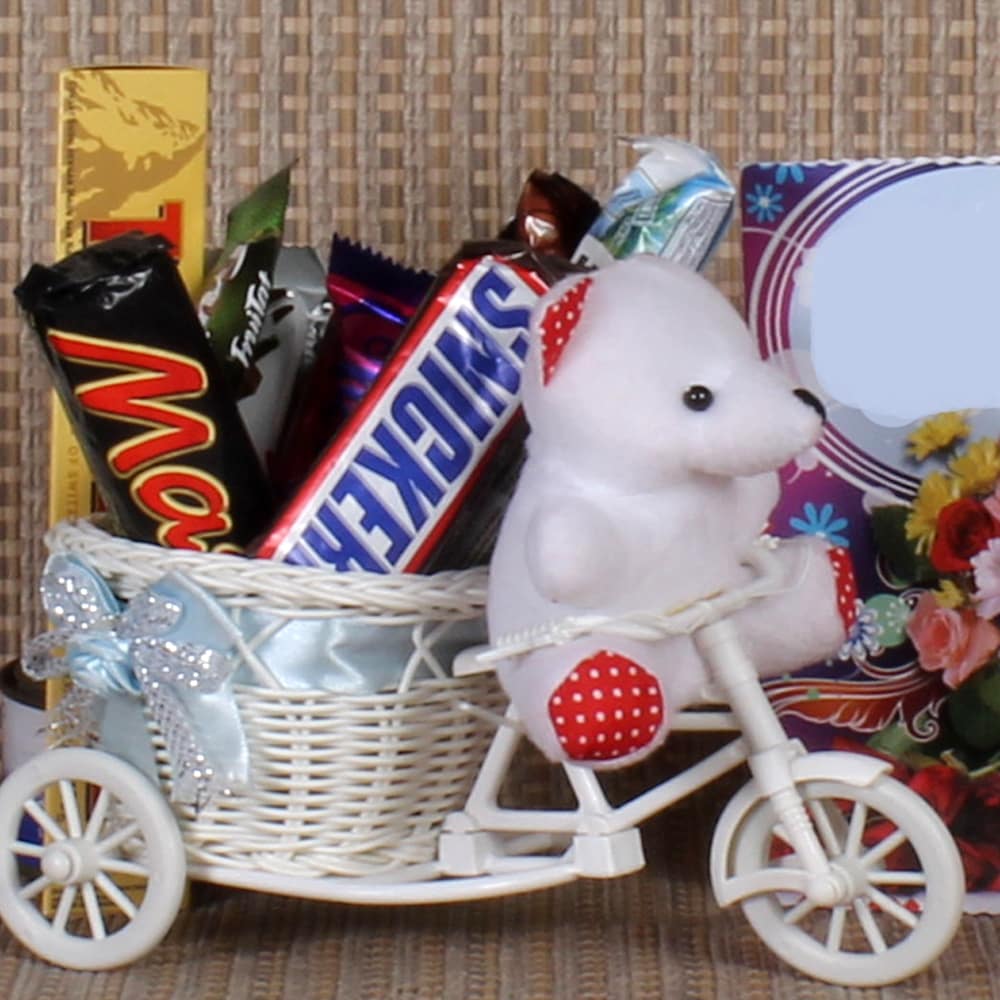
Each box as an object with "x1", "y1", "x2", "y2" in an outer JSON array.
[{"x1": 476, "y1": 538, "x2": 788, "y2": 664}]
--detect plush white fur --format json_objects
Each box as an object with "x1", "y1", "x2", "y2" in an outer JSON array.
[{"x1": 487, "y1": 255, "x2": 852, "y2": 768}]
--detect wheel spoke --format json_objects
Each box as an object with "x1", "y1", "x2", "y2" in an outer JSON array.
[
  {"x1": 97, "y1": 820, "x2": 142, "y2": 855},
  {"x1": 825, "y1": 905, "x2": 847, "y2": 952},
  {"x1": 81, "y1": 882, "x2": 107, "y2": 940},
  {"x1": 52, "y1": 884, "x2": 78, "y2": 933},
  {"x1": 95, "y1": 872, "x2": 139, "y2": 919},
  {"x1": 866, "y1": 886, "x2": 920, "y2": 929},
  {"x1": 783, "y1": 896, "x2": 818, "y2": 926},
  {"x1": 844, "y1": 799, "x2": 868, "y2": 858},
  {"x1": 853, "y1": 897, "x2": 888, "y2": 953},
  {"x1": 84, "y1": 788, "x2": 112, "y2": 841},
  {"x1": 17, "y1": 873, "x2": 51, "y2": 902},
  {"x1": 807, "y1": 800, "x2": 843, "y2": 856},
  {"x1": 770, "y1": 822, "x2": 793, "y2": 851},
  {"x1": 23, "y1": 799, "x2": 67, "y2": 842},
  {"x1": 862, "y1": 827, "x2": 908, "y2": 868},
  {"x1": 11, "y1": 840, "x2": 45, "y2": 859},
  {"x1": 868, "y1": 869, "x2": 926, "y2": 888},
  {"x1": 59, "y1": 780, "x2": 84, "y2": 839},
  {"x1": 99, "y1": 857, "x2": 150, "y2": 879}
]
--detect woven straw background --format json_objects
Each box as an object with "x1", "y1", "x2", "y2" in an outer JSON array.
[{"x1": 1, "y1": 0, "x2": 998, "y2": 650}]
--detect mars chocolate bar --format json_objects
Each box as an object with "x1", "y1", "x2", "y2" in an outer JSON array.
[{"x1": 16, "y1": 233, "x2": 274, "y2": 552}]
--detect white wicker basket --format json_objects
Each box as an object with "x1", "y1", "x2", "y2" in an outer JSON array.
[{"x1": 45, "y1": 518, "x2": 506, "y2": 878}]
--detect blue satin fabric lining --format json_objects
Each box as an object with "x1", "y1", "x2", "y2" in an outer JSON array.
[{"x1": 34, "y1": 553, "x2": 487, "y2": 802}]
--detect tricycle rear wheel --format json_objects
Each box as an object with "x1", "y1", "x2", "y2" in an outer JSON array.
[{"x1": 0, "y1": 746, "x2": 186, "y2": 970}]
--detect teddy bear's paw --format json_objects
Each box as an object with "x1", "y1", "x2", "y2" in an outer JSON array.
[{"x1": 547, "y1": 650, "x2": 666, "y2": 764}]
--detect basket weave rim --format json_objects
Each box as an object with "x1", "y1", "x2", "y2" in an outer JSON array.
[
  {"x1": 230, "y1": 674, "x2": 483, "y2": 704},
  {"x1": 45, "y1": 517, "x2": 490, "y2": 618}
]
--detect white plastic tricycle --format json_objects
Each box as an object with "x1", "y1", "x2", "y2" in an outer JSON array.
[{"x1": 0, "y1": 520, "x2": 965, "y2": 987}]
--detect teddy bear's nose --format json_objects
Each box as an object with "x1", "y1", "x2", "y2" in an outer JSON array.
[{"x1": 794, "y1": 387, "x2": 826, "y2": 421}]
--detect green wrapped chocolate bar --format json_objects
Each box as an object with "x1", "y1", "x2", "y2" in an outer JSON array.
[{"x1": 197, "y1": 164, "x2": 292, "y2": 398}]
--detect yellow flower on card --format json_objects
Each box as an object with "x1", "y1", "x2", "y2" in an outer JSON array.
[
  {"x1": 906, "y1": 471, "x2": 957, "y2": 553},
  {"x1": 949, "y1": 438, "x2": 1000, "y2": 497},
  {"x1": 906, "y1": 412, "x2": 971, "y2": 461},
  {"x1": 934, "y1": 579, "x2": 966, "y2": 609}
]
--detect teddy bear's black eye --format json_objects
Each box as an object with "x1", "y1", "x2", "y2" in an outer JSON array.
[{"x1": 683, "y1": 385, "x2": 714, "y2": 411}]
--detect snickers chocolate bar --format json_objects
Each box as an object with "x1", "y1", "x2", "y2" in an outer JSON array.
[{"x1": 255, "y1": 242, "x2": 577, "y2": 572}]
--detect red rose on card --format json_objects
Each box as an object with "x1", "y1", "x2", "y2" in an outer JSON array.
[{"x1": 930, "y1": 497, "x2": 999, "y2": 573}]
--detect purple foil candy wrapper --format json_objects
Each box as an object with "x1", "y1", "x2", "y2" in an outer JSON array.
[
  {"x1": 268, "y1": 237, "x2": 434, "y2": 500},
  {"x1": 327, "y1": 237, "x2": 434, "y2": 416},
  {"x1": 337, "y1": 320, "x2": 399, "y2": 415}
]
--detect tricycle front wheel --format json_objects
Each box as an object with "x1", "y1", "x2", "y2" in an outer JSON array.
[
  {"x1": 732, "y1": 775, "x2": 964, "y2": 987},
  {"x1": 0, "y1": 746, "x2": 187, "y2": 970}
]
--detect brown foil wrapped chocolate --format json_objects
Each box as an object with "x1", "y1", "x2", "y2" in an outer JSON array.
[
  {"x1": 15, "y1": 233, "x2": 274, "y2": 553},
  {"x1": 499, "y1": 170, "x2": 602, "y2": 260}
]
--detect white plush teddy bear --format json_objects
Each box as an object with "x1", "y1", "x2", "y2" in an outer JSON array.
[{"x1": 487, "y1": 255, "x2": 857, "y2": 769}]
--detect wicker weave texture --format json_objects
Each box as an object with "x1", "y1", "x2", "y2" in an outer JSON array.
[
  {"x1": 166, "y1": 677, "x2": 506, "y2": 877},
  {"x1": 48, "y1": 517, "x2": 506, "y2": 879},
  {"x1": 5, "y1": 0, "x2": 998, "y2": 653}
]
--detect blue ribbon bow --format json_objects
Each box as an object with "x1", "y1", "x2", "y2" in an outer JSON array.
[{"x1": 24, "y1": 554, "x2": 250, "y2": 807}]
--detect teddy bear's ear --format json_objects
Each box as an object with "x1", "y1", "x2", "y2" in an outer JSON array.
[{"x1": 538, "y1": 275, "x2": 594, "y2": 385}]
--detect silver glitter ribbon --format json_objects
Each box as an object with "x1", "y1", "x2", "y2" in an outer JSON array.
[{"x1": 24, "y1": 554, "x2": 249, "y2": 807}]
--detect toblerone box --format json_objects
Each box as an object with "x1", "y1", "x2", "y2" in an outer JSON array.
[
  {"x1": 50, "y1": 65, "x2": 208, "y2": 525},
  {"x1": 43, "y1": 70, "x2": 207, "y2": 911}
]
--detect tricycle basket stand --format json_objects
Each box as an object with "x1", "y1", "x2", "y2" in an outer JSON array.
[{"x1": 0, "y1": 519, "x2": 968, "y2": 988}]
